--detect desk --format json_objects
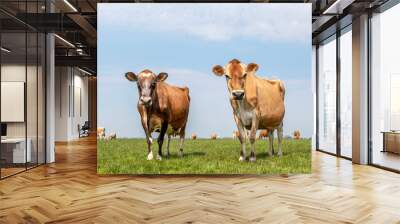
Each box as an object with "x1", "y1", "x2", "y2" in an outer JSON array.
[
  {"x1": 1, "y1": 138, "x2": 31, "y2": 163},
  {"x1": 382, "y1": 131, "x2": 400, "y2": 154}
]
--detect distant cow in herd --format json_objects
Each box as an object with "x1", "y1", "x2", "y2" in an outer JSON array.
[
  {"x1": 258, "y1": 130, "x2": 269, "y2": 139},
  {"x1": 97, "y1": 127, "x2": 117, "y2": 141},
  {"x1": 125, "y1": 69, "x2": 190, "y2": 160},
  {"x1": 97, "y1": 127, "x2": 106, "y2": 139},
  {"x1": 232, "y1": 131, "x2": 240, "y2": 139},
  {"x1": 211, "y1": 133, "x2": 218, "y2": 140},
  {"x1": 213, "y1": 59, "x2": 285, "y2": 161},
  {"x1": 293, "y1": 130, "x2": 301, "y2": 140},
  {"x1": 191, "y1": 133, "x2": 197, "y2": 140},
  {"x1": 105, "y1": 133, "x2": 117, "y2": 141}
]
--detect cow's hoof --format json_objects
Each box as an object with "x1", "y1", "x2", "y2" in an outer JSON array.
[
  {"x1": 147, "y1": 152, "x2": 154, "y2": 160},
  {"x1": 249, "y1": 157, "x2": 256, "y2": 162},
  {"x1": 156, "y1": 154, "x2": 162, "y2": 161},
  {"x1": 239, "y1": 156, "x2": 245, "y2": 162}
]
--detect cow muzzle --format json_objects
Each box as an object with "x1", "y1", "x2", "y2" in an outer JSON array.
[
  {"x1": 140, "y1": 96, "x2": 152, "y2": 106},
  {"x1": 232, "y1": 90, "x2": 245, "y2": 100}
]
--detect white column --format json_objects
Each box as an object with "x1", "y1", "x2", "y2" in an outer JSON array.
[
  {"x1": 312, "y1": 45, "x2": 317, "y2": 151},
  {"x1": 46, "y1": 33, "x2": 55, "y2": 163},
  {"x1": 45, "y1": 1, "x2": 55, "y2": 163},
  {"x1": 352, "y1": 14, "x2": 369, "y2": 164}
]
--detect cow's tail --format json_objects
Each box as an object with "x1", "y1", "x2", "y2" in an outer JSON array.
[
  {"x1": 184, "y1": 87, "x2": 190, "y2": 102},
  {"x1": 279, "y1": 80, "x2": 285, "y2": 100},
  {"x1": 181, "y1": 87, "x2": 190, "y2": 136}
]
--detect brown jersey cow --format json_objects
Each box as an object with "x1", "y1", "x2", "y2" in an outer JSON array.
[
  {"x1": 97, "y1": 127, "x2": 105, "y2": 140},
  {"x1": 293, "y1": 130, "x2": 301, "y2": 140},
  {"x1": 125, "y1": 69, "x2": 190, "y2": 160},
  {"x1": 233, "y1": 131, "x2": 240, "y2": 139},
  {"x1": 212, "y1": 59, "x2": 285, "y2": 162}
]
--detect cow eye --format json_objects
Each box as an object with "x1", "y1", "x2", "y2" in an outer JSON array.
[
  {"x1": 137, "y1": 84, "x2": 141, "y2": 90},
  {"x1": 242, "y1": 73, "x2": 247, "y2": 79},
  {"x1": 225, "y1": 75, "x2": 231, "y2": 80},
  {"x1": 151, "y1": 82, "x2": 156, "y2": 88}
]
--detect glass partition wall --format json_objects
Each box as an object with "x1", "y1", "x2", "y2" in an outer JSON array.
[
  {"x1": 0, "y1": 3, "x2": 46, "y2": 179},
  {"x1": 339, "y1": 27, "x2": 352, "y2": 159},
  {"x1": 317, "y1": 35, "x2": 337, "y2": 155},
  {"x1": 0, "y1": 31, "x2": 27, "y2": 177},
  {"x1": 370, "y1": 3, "x2": 400, "y2": 171},
  {"x1": 316, "y1": 0, "x2": 400, "y2": 171},
  {"x1": 316, "y1": 25, "x2": 352, "y2": 159}
]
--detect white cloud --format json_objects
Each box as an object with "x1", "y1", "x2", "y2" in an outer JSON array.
[{"x1": 98, "y1": 3, "x2": 311, "y2": 43}]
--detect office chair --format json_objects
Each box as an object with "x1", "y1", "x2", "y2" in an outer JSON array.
[{"x1": 79, "y1": 121, "x2": 90, "y2": 138}]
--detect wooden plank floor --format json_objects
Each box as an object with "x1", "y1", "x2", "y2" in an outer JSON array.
[{"x1": 1, "y1": 137, "x2": 400, "y2": 223}]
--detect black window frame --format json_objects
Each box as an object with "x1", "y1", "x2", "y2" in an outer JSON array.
[{"x1": 315, "y1": 16, "x2": 353, "y2": 161}]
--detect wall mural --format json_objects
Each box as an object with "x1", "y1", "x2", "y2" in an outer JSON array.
[{"x1": 97, "y1": 3, "x2": 312, "y2": 174}]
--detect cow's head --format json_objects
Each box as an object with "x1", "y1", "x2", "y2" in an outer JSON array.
[
  {"x1": 212, "y1": 59, "x2": 259, "y2": 100},
  {"x1": 125, "y1": 69, "x2": 168, "y2": 107}
]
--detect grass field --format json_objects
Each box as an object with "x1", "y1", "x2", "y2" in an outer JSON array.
[{"x1": 97, "y1": 138, "x2": 311, "y2": 175}]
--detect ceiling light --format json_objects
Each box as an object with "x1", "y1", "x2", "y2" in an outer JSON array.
[
  {"x1": 78, "y1": 67, "x2": 93, "y2": 76},
  {"x1": 1, "y1": 47, "x2": 11, "y2": 53},
  {"x1": 76, "y1": 48, "x2": 85, "y2": 55},
  {"x1": 323, "y1": 0, "x2": 355, "y2": 15},
  {"x1": 323, "y1": 0, "x2": 341, "y2": 14},
  {"x1": 63, "y1": 0, "x2": 78, "y2": 12},
  {"x1": 54, "y1": 34, "x2": 75, "y2": 48}
]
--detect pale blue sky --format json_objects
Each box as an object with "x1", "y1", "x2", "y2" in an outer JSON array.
[{"x1": 98, "y1": 3, "x2": 312, "y2": 138}]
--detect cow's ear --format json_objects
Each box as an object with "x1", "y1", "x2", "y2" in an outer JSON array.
[
  {"x1": 156, "y1": 72, "x2": 168, "y2": 82},
  {"x1": 246, "y1": 63, "x2": 259, "y2": 73},
  {"x1": 212, "y1": 65, "x2": 225, "y2": 76},
  {"x1": 125, "y1": 72, "x2": 137, "y2": 82}
]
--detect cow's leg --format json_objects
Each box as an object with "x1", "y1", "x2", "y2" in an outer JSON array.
[
  {"x1": 157, "y1": 122, "x2": 168, "y2": 161},
  {"x1": 249, "y1": 115, "x2": 259, "y2": 162},
  {"x1": 139, "y1": 108, "x2": 153, "y2": 160},
  {"x1": 277, "y1": 123, "x2": 283, "y2": 157},
  {"x1": 239, "y1": 128, "x2": 247, "y2": 162},
  {"x1": 166, "y1": 134, "x2": 171, "y2": 158},
  {"x1": 145, "y1": 133, "x2": 153, "y2": 160},
  {"x1": 178, "y1": 128, "x2": 186, "y2": 157},
  {"x1": 234, "y1": 115, "x2": 246, "y2": 161},
  {"x1": 143, "y1": 124, "x2": 154, "y2": 160},
  {"x1": 268, "y1": 130, "x2": 274, "y2": 156},
  {"x1": 178, "y1": 136, "x2": 184, "y2": 157}
]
